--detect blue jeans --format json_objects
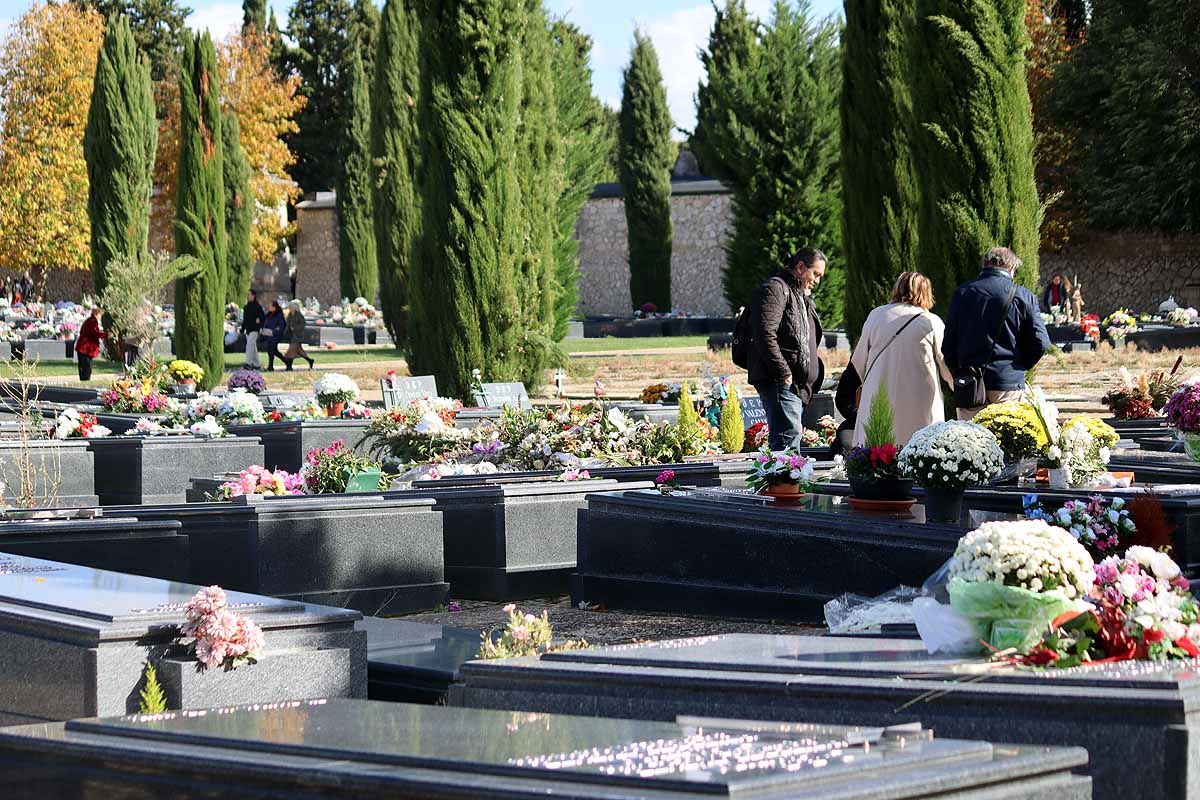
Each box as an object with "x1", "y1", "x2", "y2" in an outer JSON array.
[{"x1": 754, "y1": 382, "x2": 805, "y2": 450}]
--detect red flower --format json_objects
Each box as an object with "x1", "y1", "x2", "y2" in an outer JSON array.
[
  {"x1": 868, "y1": 444, "x2": 896, "y2": 467},
  {"x1": 1176, "y1": 637, "x2": 1200, "y2": 657},
  {"x1": 1022, "y1": 646, "x2": 1060, "y2": 666},
  {"x1": 1097, "y1": 604, "x2": 1140, "y2": 660},
  {"x1": 1143, "y1": 627, "x2": 1166, "y2": 644}
]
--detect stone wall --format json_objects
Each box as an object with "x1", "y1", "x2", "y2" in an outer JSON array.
[
  {"x1": 576, "y1": 183, "x2": 734, "y2": 317},
  {"x1": 293, "y1": 194, "x2": 340, "y2": 306},
  {"x1": 1040, "y1": 231, "x2": 1200, "y2": 315}
]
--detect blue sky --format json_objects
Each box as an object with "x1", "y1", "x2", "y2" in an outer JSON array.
[{"x1": 0, "y1": 0, "x2": 843, "y2": 132}]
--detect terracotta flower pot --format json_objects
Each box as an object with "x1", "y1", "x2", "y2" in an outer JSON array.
[
  {"x1": 759, "y1": 482, "x2": 804, "y2": 503},
  {"x1": 324, "y1": 401, "x2": 346, "y2": 418}
]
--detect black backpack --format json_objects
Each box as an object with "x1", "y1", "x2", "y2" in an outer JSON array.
[{"x1": 731, "y1": 306, "x2": 752, "y2": 369}]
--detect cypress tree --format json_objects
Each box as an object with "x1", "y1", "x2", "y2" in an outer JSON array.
[
  {"x1": 841, "y1": 0, "x2": 920, "y2": 340},
  {"x1": 371, "y1": 0, "x2": 420, "y2": 346},
  {"x1": 549, "y1": 20, "x2": 609, "y2": 340},
  {"x1": 720, "y1": 384, "x2": 745, "y2": 454},
  {"x1": 174, "y1": 31, "x2": 226, "y2": 391},
  {"x1": 514, "y1": 0, "x2": 560, "y2": 384},
  {"x1": 912, "y1": 0, "x2": 1040, "y2": 307},
  {"x1": 717, "y1": 1, "x2": 844, "y2": 325},
  {"x1": 242, "y1": 0, "x2": 266, "y2": 32},
  {"x1": 618, "y1": 32, "x2": 674, "y2": 312},
  {"x1": 408, "y1": 0, "x2": 527, "y2": 399},
  {"x1": 350, "y1": 0, "x2": 380, "y2": 82},
  {"x1": 222, "y1": 109, "x2": 254, "y2": 304},
  {"x1": 338, "y1": 48, "x2": 378, "y2": 302},
  {"x1": 690, "y1": 0, "x2": 756, "y2": 181},
  {"x1": 75, "y1": 0, "x2": 189, "y2": 83},
  {"x1": 84, "y1": 14, "x2": 157, "y2": 298}
]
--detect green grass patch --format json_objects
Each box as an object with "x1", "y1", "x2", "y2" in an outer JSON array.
[{"x1": 563, "y1": 336, "x2": 709, "y2": 354}]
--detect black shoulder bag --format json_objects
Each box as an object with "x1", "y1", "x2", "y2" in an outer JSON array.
[
  {"x1": 953, "y1": 285, "x2": 1017, "y2": 409},
  {"x1": 853, "y1": 312, "x2": 922, "y2": 411}
]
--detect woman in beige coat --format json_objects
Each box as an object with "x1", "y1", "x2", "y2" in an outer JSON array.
[{"x1": 850, "y1": 272, "x2": 953, "y2": 446}]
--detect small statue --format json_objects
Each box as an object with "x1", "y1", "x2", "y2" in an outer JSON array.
[{"x1": 1069, "y1": 277, "x2": 1084, "y2": 324}]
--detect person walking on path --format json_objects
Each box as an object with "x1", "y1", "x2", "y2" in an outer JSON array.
[
  {"x1": 74, "y1": 307, "x2": 106, "y2": 381},
  {"x1": 746, "y1": 248, "x2": 827, "y2": 450},
  {"x1": 241, "y1": 289, "x2": 265, "y2": 370},
  {"x1": 281, "y1": 299, "x2": 315, "y2": 371},
  {"x1": 261, "y1": 300, "x2": 287, "y2": 371},
  {"x1": 850, "y1": 272, "x2": 953, "y2": 445},
  {"x1": 943, "y1": 247, "x2": 1051, "y2": 421}
]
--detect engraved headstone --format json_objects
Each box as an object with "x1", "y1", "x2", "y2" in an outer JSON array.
[
  {"x1": 472, "y1": 381, "x2": 531, "y2": 410},
  {"x1": 381, "y1": 375, "x2": 439, "y2": 409},
  {"x1": 740, "y1": 396, "x2": 768, "y2": 427}
]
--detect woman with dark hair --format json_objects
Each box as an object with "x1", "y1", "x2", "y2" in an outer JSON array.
[
  {"x1": 1042, "y1": 274, "x2": 1072, "y2": 314},
  {"x1": 849, "y1": 271, "x2": 952, "y2": 445},
  {"x1": 261, "y1": 300, "x2": 287, "y2": 371}
]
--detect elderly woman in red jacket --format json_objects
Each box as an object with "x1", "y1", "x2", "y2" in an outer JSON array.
[{"x1": 75, "y1": 307, "x2": 106, "y2": 381}]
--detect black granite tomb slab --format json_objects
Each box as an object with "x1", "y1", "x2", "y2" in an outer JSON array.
[
  {"x1": 1128, "y1": 325, "x2": 1200, "y2": 352},
  {"x1": 88, "y1": 435, "x2": 264, "y2": 505},
  {"x1": 361, "y1": 617, "x2": 479, "y2": 703},
  {"x1": 0, "y1": 516, "x2": 187, "y2": 581},
  {"x1": 1141, "y1": 434, "x2": 1181, "y2": 452},
  {"x1": 455, "y1": 633, "x2": 1187, "y2": 800},
  {"x1": 573, "y1": 490, "x2": 971, "y2": 622},
  {"x1": 1104, "y1": 417, "x2": 1168, "y2": 443},
  {"x1": 0, "y1": 697, "x2": 1089, "y2": 799},
  {"x1": 96, "y1": 494, "x2": 449, "y2": 615},
  {"x1": 227, "y1": 418, "x2": 372, "y2": 472},
  {"x1": 1107, "y1": 449, "x2": 1200, "y2": 485},
  {"x1": 94, "y1": 412, "x2": 162, "y2": 434},
  {"x1": 0, "y1": 553, "x2": 364, "y2": 725},
  {"x1": 0, "y1": 439, "x2": 98, "y2": 507},
  {"x1": 0, "y1": 381, "x2": 99, "y2": 405},
  {"x1": 399, "y1": 479, "x2": 654, "y2": 600}
]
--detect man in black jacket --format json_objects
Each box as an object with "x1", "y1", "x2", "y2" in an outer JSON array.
[
  {"x1": 241, "y1": 289, "x2": 266, "y2": 370},
  {"x1": 943, "y1": 247, "x2": 1051, "y2": 421},
  {"x1": 747, "y1": 248, "x2": 827, "y2": 449}
]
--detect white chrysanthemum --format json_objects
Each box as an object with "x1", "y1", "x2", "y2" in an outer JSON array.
[{"x1": 949, "y1": 519, "x2": 1095, "y2": 599}]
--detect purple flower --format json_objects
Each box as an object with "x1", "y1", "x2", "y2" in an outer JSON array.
[
  {"x1": 228, "y1": 369, "x2": 267, "y2": 395},
  {"x1": 448, "y1": 601, "x2": 462, "y2": 613}
]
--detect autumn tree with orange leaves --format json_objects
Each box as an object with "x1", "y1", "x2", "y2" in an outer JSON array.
[
  {"x1": 153, "y1": 28, "x2": 304, "y2": 263},
  {"x1": 0, "y1": 3, "x2": 104, "y2": 290}
]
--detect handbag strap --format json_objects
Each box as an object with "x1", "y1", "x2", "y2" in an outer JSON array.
[{"x1": 861, "y1": 312, "x2": 923, "y2": 385}]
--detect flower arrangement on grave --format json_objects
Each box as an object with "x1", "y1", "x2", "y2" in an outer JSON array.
[
  {"x1": 744, "y1": 421, "x2": 769, "y2": 451},
  {"x1": 845, "y1": 388, "x2": 911, "y2": 502},
  {"x1": 899, "y1": 420, "x2": 1003, "y2": 522},
  {"x1": 167, "y1": 359, "x2": 204, "y2": 386},
  {"x1": 1167, "y1": 307, "x2": 1197, "y2": 327},
  {"x1": 557, "y1": 466, "x2": 592, "y2": 482},
  {"x1": 1027, "y1": 387, "x2": 1113, "y2": 487},
  {"x1": 357, "y1": 398, "x2": 471, "y2": 465},
  {"x1": 126, "y1": 356, "x2": 173, "y2": 391},
  {"x1": 655, "y1": 469, "x2": 681, "y2": 493},
  {"x1": 301, "y1": 439, "x2": 384, "y2": 494},
  {"x1": 1080, "y1": 313, "x2": 1101, "y2": 341},
  {"x1": 943, "y1": 519, "x2": 1096, "y2": 652},
  {"x1": 213, "y1": 465, "x2": 306, "y2": 500},
  {"x1": 640, "y1": 382, "x2": 681, "y2": 405},
  {"x1": 1015, "y1": 547, "x2": 1198, "y2": 667},
  {"x1": 100, "y1": 376, "x2": 169, "y2": 414},
  {"x1": 799, "y1": 415, "x2": 839, "y2": 448},
  {"x1": 227, "y1": 369, "x2": 267, "y2": 395},
  {"x1": 51, "y1": 408, "x2": 111, "y2": 439},
  {"x1": 972, "y1": 401, "x2": 1048, "y2": 461},
  {"x1": 746, "y1": 446, "x2": 816, "y2": 500},
  {"x1": 181, "y1": 586, "x2": 265, "y2": 671},
  {"x1": 1163, "y1": 381, "x2": 1200, "y2": 462},
  {"x1": 1023, "y1": 494, "x2": 1138, "y2": 559},
  {"x1": 1103, "y1": 308, "x2": 1139, "y2": 341},
  {"x1": 342, "y1": 401, "x2": 373, "y2": 419},
  {"x1": 313, "y1": 373, "x2": 359, "y2": 416},
  {"x1": 163, "y1": 390, "x2": 266, "y2": 434},
  {"x1": 477, "y1": 604, "x2": 587, "y2": 659}
]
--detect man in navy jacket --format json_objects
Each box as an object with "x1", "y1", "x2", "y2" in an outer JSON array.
[{"x1": 943, "y1": 247, "x2": 1051, "y2": 421}]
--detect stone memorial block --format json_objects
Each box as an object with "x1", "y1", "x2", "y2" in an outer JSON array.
[
  {"x1": 0, "y1": 515, "x2": 187, "y2": 581},
  {"x1": 302, "y1": 325, "x2": 355, "y2": 347},
  {"x1": 0, "y1": 698, "x2": 1089, "y2": 799},
  {"x1": 227, "y1": 418, "x2": 372, "y2": 472},
  {"x1": 399, "y1": 479, "x2": 653, "y2": 599},
  {"x1": 0, "y1": 553, "x2": 364, "y2": 725},
  {"x1": 454, "y1": 407, "x2": 504, "y2": 429},
  {"x1": 0, "y1": 439, "x2": 98, "y2": 507},
  {"x1": 381, "y1": 374, "x2": 438, "y2": 410},
  {"x1": 99, "y1": 494, "x2": 449, "y2": 615},
  {"x1": 573, "y1": 490, "x2": 969, "y2": 621},
  {"x1": 361, "y1": 617, "x2": 479, "y2": 703},
  {"x1": 95, "y1": 412, "x2": 162, "y2": 435},
  {"x1": 17, "y1": 340, "x2": 73, "y2": 361},
  {"x1": 471, "y1": 381, "x2": 532, "y2": 410},
  {"x1": 1108, "y1": 449, "x2": 1200, "y2": 484},
  {"x1": 456, "y1": 633, "x2": 1191, "y2": 800},
  {"x1": 0, "y1": 343, "x2": 10, "y2": 362},
  {"x1": 88, "y1": 435, "x2": 264, "y2": 505},
  {"x1": 0, "y1": 381, "x2": 98, "y2": 405}
]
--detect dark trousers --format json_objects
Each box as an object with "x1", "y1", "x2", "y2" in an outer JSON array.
[
  {"x1": 77, "y1": 354, "x2": 93, "y2": 381},
  {"x1": 754, "y1": 382, "x2": 805, "y2": 451},
  {"x1": 264, "y1": 339, "x2": 282, "y2": 369}
]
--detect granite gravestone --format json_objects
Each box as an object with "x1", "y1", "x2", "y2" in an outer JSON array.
[
  {"x1": 0, "y1": 439, "x2": 98, "y2": 507},
  {"x1": 0, "y1": 698, "x2": 1089, "y2": 799},
  {"x1": 573, "y1": 490, "x2": 968, "y2": 621},
  {"x1": 0, "y1": 516, "x2": 187, "y2": 581},
  {"x1": 740, "y1": 396, "x2": 768, "y2": 428},
  {"x1": 381, "y1": 375, "x2": 439, "y2": 410},
  {"x1": 456, "y1": 633, "x2": 1187, "y2": 800},
  {"x1": 0, "y1": 553, "x2": 365, "y2": 726},
  {"x1": 226, "y1": 418, "x2": 372, "y2": 472},
  {"x1": 472, "y1": 381, "x2": 532, "y2": 410},
  {"x1": 88, "y1": 435, "x2": 264, "y2": 505},
  {"x1": 360, "y1": 617, "x2": 480, "y2": 703}
]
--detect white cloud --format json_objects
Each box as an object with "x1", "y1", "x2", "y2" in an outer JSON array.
[{"x1": 187, "y1": 2, "x2": 241, "y2": 41}]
